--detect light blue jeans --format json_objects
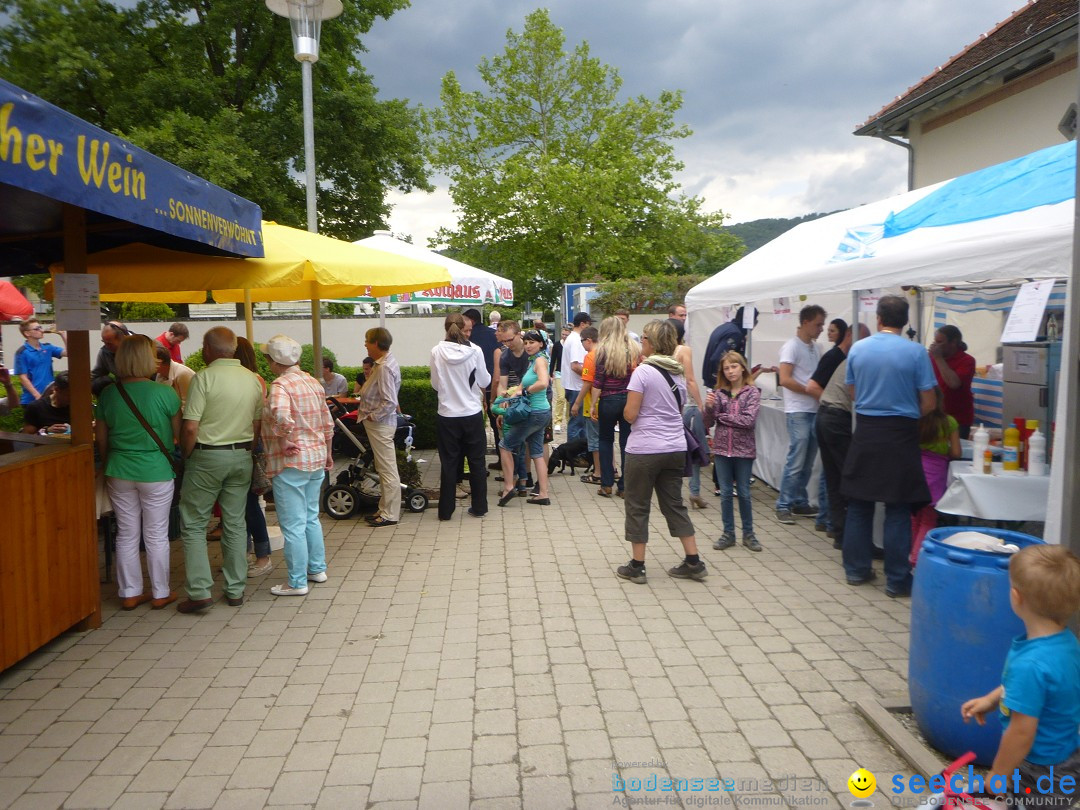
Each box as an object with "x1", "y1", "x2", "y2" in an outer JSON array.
[
  {"x1": 272, "y1": 466, "x2": 327, "y2": 589},
  {"x1": 777, "y1": 411, "x2": 817, "y2": 511}
]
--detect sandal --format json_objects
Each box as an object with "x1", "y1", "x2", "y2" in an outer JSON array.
[
  {"x1": 580, "y1": 474, "x2": 602, "y2": 484},
  {"x1": 497, "y1": 490, "x2": 517, "y2": 507}
]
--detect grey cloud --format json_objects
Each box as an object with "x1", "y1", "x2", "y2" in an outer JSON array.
[{"x1": 361, "y1": 0, "x2": 1023, "y2": 238}]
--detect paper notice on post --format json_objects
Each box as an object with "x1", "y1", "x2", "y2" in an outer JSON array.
[
  {"x1": 742, "y1": 306, "x2": 756, "y2": 330},
  {"x1": 53, "y1": 275, "x2": 101, "y2": 331},
  {"x1": 1001, "y1": 279, "x2": 1056, "y2": 343},
  {"x1": 858, "y1": 290, "x2": 882, "y2": 313},
  {"x1": 773, "y1": 297, "x2": 791, "y2": 319}
]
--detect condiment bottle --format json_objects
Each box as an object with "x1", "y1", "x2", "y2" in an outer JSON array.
[
  {"x1": 982, "y1": 449, "x2": 993, "y2": 475},
  {"x1": 1002, "y1": 425, "x2": 1021, "y2": 471},
  {"x1": 1027, "y1": 429, "x2": 1047, "y2": 476},
  {"x1": 971, "y1": 424, "x2": 989, "y2": 471}
]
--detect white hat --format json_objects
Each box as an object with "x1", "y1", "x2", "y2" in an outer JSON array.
[{"x1": 260, "y1": 334, "x2": 302, "y2": 366}]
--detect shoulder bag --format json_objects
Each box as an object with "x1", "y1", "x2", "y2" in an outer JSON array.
[
  {"x1": 654, "y1": 366, "x2": 711, "y2": 476},
  {"x1": 114, "y1": 381, "x2": 184, "y2": 505}
]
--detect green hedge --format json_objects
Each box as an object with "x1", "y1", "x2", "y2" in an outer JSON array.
[
  {"x1": 399, "y1": 378, "x2": 439, "y2": 449},
  {"x1": 186, "y1": 343, "x2": 338, "y2": 384}
]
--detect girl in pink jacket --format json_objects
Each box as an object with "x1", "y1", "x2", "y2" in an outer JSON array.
[{"x1": 704, "y1": 351, "x2": 762, "y2": 552}]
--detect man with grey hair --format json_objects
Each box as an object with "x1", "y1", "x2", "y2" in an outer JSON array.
[
  {"x1": 489, "y1": 310, "x2": 502, "y2": 327},
  {"x1": 91, "y1": 320, "x2": 129, "y2": 395},
  {"x1": 356, "y1": 327, "x2": 402, "y2": 527},
  {"x1": 176, "y1": 326, "x2": 265, "y2": 613}
]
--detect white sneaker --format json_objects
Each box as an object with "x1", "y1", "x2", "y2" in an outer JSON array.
[
  {"x1": 307, "y1": 571, "x2": 327, "y2": 583},
  {"x1": 271, "y1": 583, "x2": 309, "y2": 596}
]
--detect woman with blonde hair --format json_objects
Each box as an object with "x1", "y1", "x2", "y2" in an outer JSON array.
[
  {"x1": 95, "y1": 334, "x2": 182, "y2": 609},
  {"x1": 616, "y1": 319, "x2": 706, "y2": 584},
  {"x1": 591, "y1": 316, "x2": 641, "y2": 497},
  {"x1": 705, "y1": 350, "x2": 762, "y2": 552}
]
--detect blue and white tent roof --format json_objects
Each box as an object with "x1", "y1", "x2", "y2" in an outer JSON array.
[{"x1": 687, "y1": 141, "x2": 1075, "y2": 310}]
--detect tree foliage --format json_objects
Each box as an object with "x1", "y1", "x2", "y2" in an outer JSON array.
[
  {"x1": 590, "y1": 275, "x2": 708, "y2": 316},
  {"x1": 0, "y1": 0, "x2": 430, "y2": 239},
  {"x1": 425, "y1": 9, "x2": 743, "y2": 308}
]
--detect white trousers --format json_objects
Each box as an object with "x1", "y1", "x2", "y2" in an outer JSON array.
[
  {"x1": 107, "y1": 477, "x2": 174, "y2": 598},
  {"x1": 362, "y1": 419, "x2": 401, "y2": 522}
]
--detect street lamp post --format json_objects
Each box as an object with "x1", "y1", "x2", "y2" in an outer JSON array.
[{"x1": 266, "y1": 0, "x2": 342, "y2": 369}]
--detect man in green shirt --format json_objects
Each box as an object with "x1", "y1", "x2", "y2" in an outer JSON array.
[{"x1": 176, "y1": 327, "x2": 264, "y2": 613}]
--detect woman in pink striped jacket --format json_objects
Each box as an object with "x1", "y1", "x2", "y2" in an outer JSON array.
[{"x1": 704, "y1": 351, "x2": 762, "y2": 553}]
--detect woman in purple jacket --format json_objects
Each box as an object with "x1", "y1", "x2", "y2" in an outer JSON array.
[{"x1": 705, "y1": 351, "x2": 762, "y2": 552}]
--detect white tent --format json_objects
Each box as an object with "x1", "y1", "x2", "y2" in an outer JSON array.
[
  {"x1": 687, "y1": 142, "x2": 1073, "y2": 314},
  {"x1": 352, "y1": 231, "x2": 514, "y2": 306},
  {"x1": 686, "y1": 141, "x2": 1076, "y2": 544}
]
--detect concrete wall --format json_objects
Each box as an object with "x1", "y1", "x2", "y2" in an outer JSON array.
[{"x1": 2, "y1": 313, "x2": 662, "y2": 371}]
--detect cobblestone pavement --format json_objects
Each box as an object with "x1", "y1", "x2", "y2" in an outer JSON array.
[{"x1": 0, "y1": 450, "x2": 918, "y2": 809}]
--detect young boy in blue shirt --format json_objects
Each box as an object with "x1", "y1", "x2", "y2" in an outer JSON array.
[{"x1": 962, "y1": 544, "x2": 1080, "y2": 808}]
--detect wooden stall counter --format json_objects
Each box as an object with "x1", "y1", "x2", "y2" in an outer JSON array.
[{"x1": 0, "y1": 433, "x2": 101, "y2": 671}]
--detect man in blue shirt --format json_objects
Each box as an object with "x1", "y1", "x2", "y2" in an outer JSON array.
[
  {"x1": 13, "y1": 319, "x2": 67, "y2": 405},
  {"x1": 841, "y1": 295, "x2": 936, "y2": 597}
]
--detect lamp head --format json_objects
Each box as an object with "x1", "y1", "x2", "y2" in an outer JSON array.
[{"x1": 266, "y1": 0, "x2": 343, "y2": 63}]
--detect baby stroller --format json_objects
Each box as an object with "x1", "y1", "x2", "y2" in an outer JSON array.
[{"x1": 322, "y1": 397, "x2": 429, "y2": 519}]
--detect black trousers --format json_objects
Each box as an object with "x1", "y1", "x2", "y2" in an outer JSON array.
[
  {"x1": 815, "y1": 404, "x2": 852, "y2": 540},
  {"x1": 438, "y1": 412, "x2": 488, "y2": 519}
]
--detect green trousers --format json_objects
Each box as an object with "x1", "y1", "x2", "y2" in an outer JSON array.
[{"x1": 179, "y1": 448, "x2": 252, "y2": 601}]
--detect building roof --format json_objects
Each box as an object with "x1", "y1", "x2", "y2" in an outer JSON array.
[{"x1": 856, "y1": 0, "x2": 1078, "y2": 137}]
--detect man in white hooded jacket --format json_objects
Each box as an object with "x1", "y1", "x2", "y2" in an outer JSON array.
[{"x1": 431, "y1": 314, "x2": 492, "y2": 520}]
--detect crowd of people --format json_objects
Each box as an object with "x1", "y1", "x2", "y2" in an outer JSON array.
[{"x1": 3, "y1": 294, "x2": 988, "y2": 606}]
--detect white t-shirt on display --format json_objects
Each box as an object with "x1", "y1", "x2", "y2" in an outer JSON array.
[{"x1": 779, "y1": 336, "x2": 821, "y2": 414}]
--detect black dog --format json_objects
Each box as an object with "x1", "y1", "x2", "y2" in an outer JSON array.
[{"x1": 548, "y1": 438, "x2": 592, "y2": 475}]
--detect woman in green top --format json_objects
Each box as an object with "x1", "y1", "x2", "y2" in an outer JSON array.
[
  {"x1": 496, "y1": 330, "x2": 552, "y2": 507},
  {"x1": 95, "y1": 335, "x2": 181, "y2": 610}
]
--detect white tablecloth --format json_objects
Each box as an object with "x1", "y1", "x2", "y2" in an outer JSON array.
[
  {"x1": 935, "y1": 460, "x2": 1050, "y2": 521},
  {"x1": 752, "y1": 399, "x2": 823, "y2": 506}
]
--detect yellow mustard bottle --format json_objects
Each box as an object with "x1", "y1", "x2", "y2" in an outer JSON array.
[{"x1": 1002, "y1": 425, "x2": 1020, "y2": 471}]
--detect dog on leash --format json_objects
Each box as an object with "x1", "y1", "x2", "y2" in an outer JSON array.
[{"x1": 548, "y1": 438, "x2": 592, "y2": 475}]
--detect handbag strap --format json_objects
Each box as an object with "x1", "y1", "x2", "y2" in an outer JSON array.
[
  {"x1": 653, "y1": 366, "x2": 684, "y2": 412},
  {"x1": 114, "y1": 380, "x2": 174, "y2": 465}
]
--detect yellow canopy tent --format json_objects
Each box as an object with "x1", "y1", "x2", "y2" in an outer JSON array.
[
  {"x1": 49, "y1": 221, "x2": 452, "y2": 353},
  {"x1": 51, "y1": 220, "x2": 451, "y2": 301}
]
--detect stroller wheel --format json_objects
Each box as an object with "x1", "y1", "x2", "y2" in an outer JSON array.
[
  {"x1": 322, "y1": 485, "x2": 360, "y2": 519},
  {"x1": 406, "y1": 490, "x2": 429, "y2": 513}
]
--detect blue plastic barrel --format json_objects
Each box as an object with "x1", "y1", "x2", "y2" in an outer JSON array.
[{"x1": 909, "y1": 527, "x2": 1044, "y2": 765}]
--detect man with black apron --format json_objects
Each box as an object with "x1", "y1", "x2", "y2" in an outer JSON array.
[{"x1": 841, "y1": 295, "x2": 936, "y2": 598}]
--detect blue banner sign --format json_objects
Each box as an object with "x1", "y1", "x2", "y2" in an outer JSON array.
[{"x1": 0, "y1": 79, "x2": 263, "y2": 257}]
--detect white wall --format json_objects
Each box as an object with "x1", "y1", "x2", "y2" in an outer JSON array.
[
  {"x1": 5, "y1": 315, "x2": 672, "y2": 371},
  {"x1": 911, "y1": 66, "x2": 1077, "y2": 187},
  {"x1": 2, "y1": 317, "x2": 455, "y2": 371}
]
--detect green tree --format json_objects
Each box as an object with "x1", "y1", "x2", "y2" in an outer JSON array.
[
  {"x1": 425, "y1": 9, "x2": 742, "y2": 307},
  {"x1": 0, "y1": 0, "x2": 430, "y2": 240}
]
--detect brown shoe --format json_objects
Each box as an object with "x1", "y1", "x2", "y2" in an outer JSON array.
[
  {"x1": 225, "y1": 594, "x2": 244, "y2": 607},
  {"x1": 176, "y1": 597, "x2": 214, "y2": 614},
  {"x1": 120, "y1": 593, "x2": 152, "y2": 611},
  {"x1": 151, "y1": 593, "x2": 178, "y2": 610}
]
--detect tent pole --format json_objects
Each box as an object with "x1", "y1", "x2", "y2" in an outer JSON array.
[
  {"x1": 61, "y1": 204, "x2": 92, "y2": 448},
  {"x1": 244, "y1": 290, "x2": 254, "y2": 344},
  {"x1": 1060, "y1": 105, "x2": 1080, "y2": 561}
]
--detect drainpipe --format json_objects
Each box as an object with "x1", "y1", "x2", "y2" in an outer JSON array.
[{"x1": 874, "y1": 131, "x2": 914, "y2": 191}]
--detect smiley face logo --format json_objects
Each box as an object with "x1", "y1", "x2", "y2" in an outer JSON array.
[{"x1": 848, "y1": 768, "x2": 876, "y2": 798}]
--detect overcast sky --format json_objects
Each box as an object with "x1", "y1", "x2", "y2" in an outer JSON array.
[{"x1": 360, "y1": 0, "x2": 1026, "y2": 246}]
